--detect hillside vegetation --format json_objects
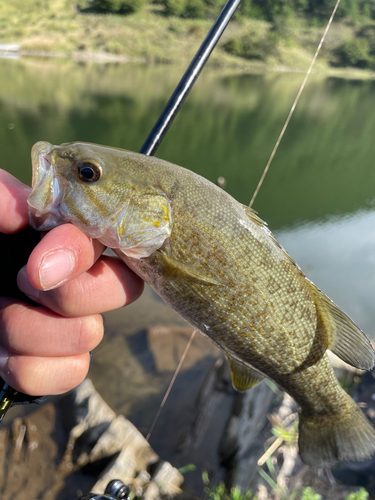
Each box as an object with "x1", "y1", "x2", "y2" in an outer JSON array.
[{"x1": 1, "y1": 0, "x2": 375, "y2": 72}]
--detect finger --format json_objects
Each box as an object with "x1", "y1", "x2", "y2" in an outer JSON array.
[
  {"x1": 0, "y1": 298, "x2": 103, "y2": 357},
  {"x1": 0, "y1": 350, "x2": 91, "y2": 396},
  {"x1": 18, "y1": 255, "x2": 144, "y2": 317},
  {"x1": 0, "y1": 169, "x2": 31, "y2": 234},
  {"x1": 27, "y1": 223, "x2": 106, "y2": 291}
]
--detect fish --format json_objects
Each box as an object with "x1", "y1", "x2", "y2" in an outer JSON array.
[{"x1": 28, "y1": 140, "x2": 375, "y2": 467}]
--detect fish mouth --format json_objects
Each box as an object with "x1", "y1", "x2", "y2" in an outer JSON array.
[{"x1": 28, "y1": 141, "x2": 68, "y2": 231}]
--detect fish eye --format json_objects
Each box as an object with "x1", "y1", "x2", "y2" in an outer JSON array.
[{"x1": 77, "y1": 161, "x2": 102, "y2": 182}]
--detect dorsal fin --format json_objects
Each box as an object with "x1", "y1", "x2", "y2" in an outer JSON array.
[
  {"x1": 241, "y1": 205, "x2": 305, "y2": 272},
  {"x1": 225, "y1": 354, "x2": 264, "y2": 391},
  {"x1": 241, "y1": 205, "x2": 267, "y2": 229},
  {"x1": 309, "y1": 281, "x2": 375, "y2": 370},
  {"x1": 242, "y1": 205, "x2": 375, "y2": 370}
]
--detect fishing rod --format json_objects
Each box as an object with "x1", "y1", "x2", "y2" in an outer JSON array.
[
  {"x1": 140, "y1": 0, "x2": 241, "y2": 156},
  {"x1": 0, "y1": 0, "x2": 241, "y2": 423}
]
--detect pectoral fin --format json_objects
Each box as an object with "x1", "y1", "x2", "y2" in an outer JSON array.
[
  {"x1": 311, "y1": 282, "x2": 375, "y2": 370},
  {"x1": 156, "y1": 252, "x2": 223, "y2": 286},
  {"x1": 114, "y1": 190, "x2": 172, "y2": 258},
  {"x1": 225, "y1": 354, "x2": 264, "y2": 391}
]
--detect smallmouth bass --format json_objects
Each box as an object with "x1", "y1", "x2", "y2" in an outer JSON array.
[{"x1": 28, "y1": 141, "x2": 375, "y2": 466}]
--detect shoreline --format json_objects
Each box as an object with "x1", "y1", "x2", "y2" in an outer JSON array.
[
  {"x1": 3, "y1": 0, "x2": 375, "y2": 82},
  {"x1": 1, "y1": 45, "x2": 375, "y2": 81}
]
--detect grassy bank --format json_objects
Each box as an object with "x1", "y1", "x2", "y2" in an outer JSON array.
[
  {"x1": 0, "y1": 0, "x2": 257, "y2": 67},
  {"x1": 1, "y1": 0, "x2": 375, "y2": 77}
]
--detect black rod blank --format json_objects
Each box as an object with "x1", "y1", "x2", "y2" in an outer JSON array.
[{"x1": 140, "y1": 0, "x2": 241, "y2": 157}]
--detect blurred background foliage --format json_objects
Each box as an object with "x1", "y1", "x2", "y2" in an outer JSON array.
[
  {"x1": 2, "y1": 0, "x2": 375, "y2": 73},
  {"x1": 78, "y1": 0, "x2": 375, "y2": 22},
  {"x1": 63, "y1": 0, "x2": 375, "y2": 69}
]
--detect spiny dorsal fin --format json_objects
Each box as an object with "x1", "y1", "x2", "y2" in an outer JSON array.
[
  {"x1": 241, "y1": 205, "x2": 268, "y2": 229},
  {"x1": 241, "y1": 205, "x2": 305, "y2": 272},
  {"x1": 225, "y1": 354, "x2": 264, "y2": 391},
  {"x1": 155, "y1": 252, "x2": 223, "y2": 286},
  {"x1": 310, "y1": 281, "x2": 375, "y2": 370}
]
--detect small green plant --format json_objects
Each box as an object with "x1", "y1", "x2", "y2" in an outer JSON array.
[
  {"x1": 336, "y1": 37, "x2": 372, "y2": 68},
  {"x1": 202, "y1": 472, "x2": 255, "y2": 500},
  {"x1": 300, "y1": 487, "x2": 321, "y2": 500},
  {"x1": 271, "y1": 421, "x2": 298, "y2": 444},
  {"x1": 178, "y1": 463, "x2": 196, "y2": 474},
  {"x1": 223, "y1": 32, "x2": 279, "y2": 61},
  {"x1": 82, "y1": 0, "x2": 147, "y2": 14},
  {"x1": 202, "y1": 470, "x2": 369, "y2": 500},
  {"x1": 345, "y1": 487, "x2": 369, "y2": 500},
  {"x1": 161, "y1": 0, "x2": 223, "y2": 18}
]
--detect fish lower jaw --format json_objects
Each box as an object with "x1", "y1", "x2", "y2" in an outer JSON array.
[{"x1": 28, "y1": 206, "x2": 64, "y2": 231}]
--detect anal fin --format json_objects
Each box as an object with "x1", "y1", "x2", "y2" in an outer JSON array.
[
  {"x1": 225, "y1": 354, "x2": 264, "y2": 391},
  {"x1": 310, "y1": 282, "x2": 375, "y2": 370}
]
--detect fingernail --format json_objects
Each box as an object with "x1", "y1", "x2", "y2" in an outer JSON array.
[
  {"x1": 39, "y1": 249, "x2": 76, "y2": 291},
  {"x1": 0, "y1": 346, "x2": 9, "y2": 376},
  {"x1": 17, "y1": 266, "x2": 40, "y2": 301}
]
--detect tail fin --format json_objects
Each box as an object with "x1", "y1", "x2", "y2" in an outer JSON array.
[{"x1": 298, "y1": 392, "x2": 375, "y2": 467}]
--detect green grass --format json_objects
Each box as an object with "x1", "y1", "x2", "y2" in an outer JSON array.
[{"x1": 0, "y1": 0, "x2": 238, "y2": 63}]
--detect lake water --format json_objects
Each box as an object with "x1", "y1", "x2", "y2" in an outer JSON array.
[
  {"x1": 1, "y1": 57, "x2": 375, "y2": 491},
  {"x1": 2, "y1": 57, "x2": 375, "y2": 334}
]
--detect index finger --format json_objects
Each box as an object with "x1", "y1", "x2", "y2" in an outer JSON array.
[{"x1": 27, "y1": 224, "x2": 106, "y2": 291}]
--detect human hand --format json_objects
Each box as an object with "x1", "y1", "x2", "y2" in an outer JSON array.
[{"x1": 0, "y1": 169, "x2": 144, "y2": 396}]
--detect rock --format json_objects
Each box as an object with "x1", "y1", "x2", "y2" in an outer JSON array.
[
  {"x1": 89, "y1": 415, "x2": 158, "y2": 466},
  {"x1": 152, "y1": 461, "x2": 184, "y2": 495},
  {"x1": 147, "y1": 325, "x2": 219, "y2": 373},
  {"x1": 220, "y1": 380, "x2": 279, "y2": 492},
  {"x1": 59, "y1": 378, "x2": 118, "y2": 472},
  {"x1": 0, "y1": 377, "x2": 184, "y2": 499},
  {"x1": 62, "y1": 379, "x2": 184, "y2": 499},
  {"x1": 143, "y1": 480, "x2": 161, "y2": 500},
  {"x1": 170, "y1": 355, "x2": 236, "y2": 492},
  {"x1": 176, "y1": 357, "x2": 233, "y2": 453},
  {"x1": 67, "y1": 378, "x2": 117, "y2": 433},
  {"x1": 331, "y1": 370, "x2": 375, "y2": 497}
]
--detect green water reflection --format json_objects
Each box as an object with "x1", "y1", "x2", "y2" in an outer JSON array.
[
  {"x1": 1, "y1": 57, "x2": 375, "y2": 339},
  {"x1": 2, "y1": 58, "x2": 375, "y2": 229}
]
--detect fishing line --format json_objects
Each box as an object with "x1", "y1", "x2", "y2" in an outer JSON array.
[
  {"x1": 249, "y1": 0, "x2": 342, "y2": 208},
  {"x1": 146, "y1": 0, "x2": 341, "y2": 443},
  {"x1": 146, "y1": 329, "x2": 197, "y2": 442}
]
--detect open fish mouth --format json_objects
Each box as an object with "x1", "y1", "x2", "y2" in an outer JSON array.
[{"x1": 28, "y1": 141, "x2": 68, "y2": 231}]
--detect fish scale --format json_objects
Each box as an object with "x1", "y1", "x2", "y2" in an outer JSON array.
[{"x1": 28, "y1": 140, "x2": 375, "y2": 466}]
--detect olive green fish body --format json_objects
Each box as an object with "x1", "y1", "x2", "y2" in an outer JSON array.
[{"x1": 28, "y1": 142, "x2": 375, "y2": 466}]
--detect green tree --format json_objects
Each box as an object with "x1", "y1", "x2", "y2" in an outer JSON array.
[
  {"x1": 337, "y1": 36, "x2": 371, "y2": 67},
  {"x1": 82, "y1": 0, "x2": 146, "y2": 13}
]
